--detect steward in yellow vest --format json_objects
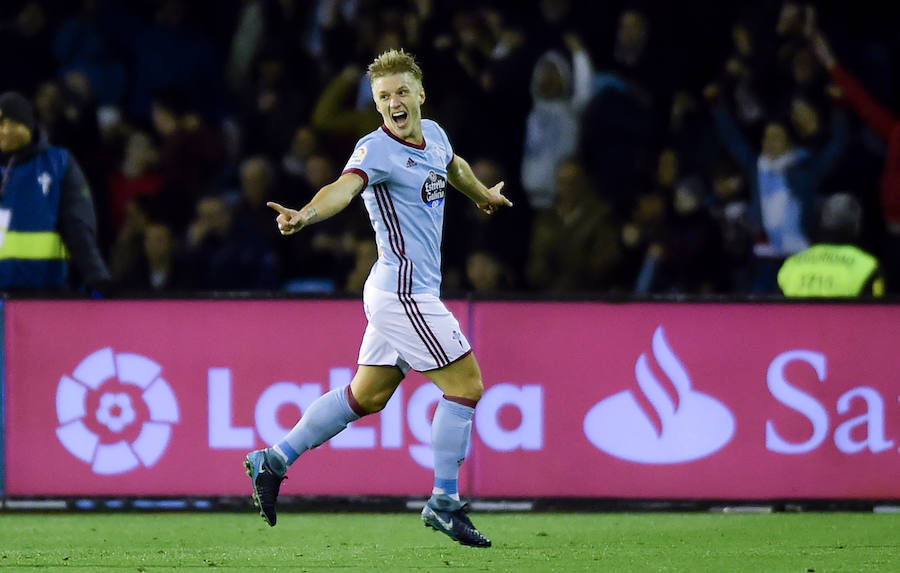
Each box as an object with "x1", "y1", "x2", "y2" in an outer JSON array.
[
  {"x1": 778, "y1": 193, "x2": 883, "y2": 298},
  {"x1": 0, "y1": 92, "x2": 109, "y2": 291}
]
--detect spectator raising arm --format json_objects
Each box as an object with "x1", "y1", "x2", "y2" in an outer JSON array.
[
  {"x1": 810, "y1": 31, "x2": 899, "y2": 141},
  {"x1": 704, "y1": 84, "x2": 757, "y2": 173}
]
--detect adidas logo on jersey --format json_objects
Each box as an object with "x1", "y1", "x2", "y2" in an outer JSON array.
[{"x1": 406, "y1": 157, "x2": 416, "y2": 168}]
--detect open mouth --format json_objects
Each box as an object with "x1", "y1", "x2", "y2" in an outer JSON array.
[{"x1": 391, "y1": 111, "x2": 408, "y2": 128}]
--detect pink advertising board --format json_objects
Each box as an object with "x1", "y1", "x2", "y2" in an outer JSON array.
[
  {"x1": 4, "y1": 300, "x2": 900, "y2": 499},
  {"x1": 469, "y1": 302, "x2": 900, "y2": 499},
  {"x1": 4, "y1": 300, "x2": 465, "y2": 497}
]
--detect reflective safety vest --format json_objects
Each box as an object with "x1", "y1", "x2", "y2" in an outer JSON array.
[
  {"x1": 777, "y1": 243, "x2": 882, "y2": 297},
  {"x1": 0, "y1": 146, "x2": 70, "y2": 288}
]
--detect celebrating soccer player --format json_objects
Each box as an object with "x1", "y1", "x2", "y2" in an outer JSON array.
[{"x1": 245, "y1": 48, "x2": 511, "y2": 547}]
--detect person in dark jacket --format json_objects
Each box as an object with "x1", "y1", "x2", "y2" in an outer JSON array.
[{"x1": 0, "y1": 91, "x2": 109, "y2": 292}]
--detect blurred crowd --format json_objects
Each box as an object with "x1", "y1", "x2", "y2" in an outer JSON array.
[{"x1": 2, "y1": 0, "x2": 898, "y2": 296}]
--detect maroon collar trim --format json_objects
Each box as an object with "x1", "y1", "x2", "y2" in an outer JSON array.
[{"x1": 380, "y1": 124, "x2": 426, "y2": 150}]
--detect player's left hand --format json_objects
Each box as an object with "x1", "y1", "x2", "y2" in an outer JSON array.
[{"x1": 479, "y1": 182, "x2": 513, "y2": 215}]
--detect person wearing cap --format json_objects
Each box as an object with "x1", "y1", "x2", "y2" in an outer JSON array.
[
  {"x1": 0, "y1": 91, "x2": 110, "y2": 292},
  {"x1": 777, "y1": 193, "x2": 884, "y2": 298}
]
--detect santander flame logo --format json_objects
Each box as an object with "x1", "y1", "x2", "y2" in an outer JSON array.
[{"x1": 584, "y1": 326, "x2": 735, "y2": 464}]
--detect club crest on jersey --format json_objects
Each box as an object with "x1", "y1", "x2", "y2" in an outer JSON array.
[{"x1": 421, "y1": 170, "x2": 446, "y2": 207}]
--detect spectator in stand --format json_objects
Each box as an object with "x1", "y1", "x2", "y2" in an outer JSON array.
[
  {"x1": 704, "y1": 82, "x2": 849, "y2": 293},
  {"x1": 116, "y1": 220, "x2": 188, "y2": 293},
  {"x1": 444, "y1": 157, "x2": 528, "y2": 291},
  {"x1": 106, "y1": 130, "x2": 162, "y2": 236},
  {"x1": 230, "y1": 154, "x2": 285, "y2": 286},
  {"x1": 653, "y1": 177, "x2": 725, "y2": 294},
  {"x1": 0, "y1": 1, "x2": 58, "y2": 95},
  {"x1": 580, "y1": 8, "x2": 658, "y2": 218},
  {"x1": 526, "y1": 158, "x2": 621, "y2": 293},
  {"x1": 789, "y1": 96, "x2": 825, "y2": 147},
  {"x1": 630, "y1": 148, "x2": 723, "y2": 294},
  {"x1": 238, "y1": 49, "x2": 311, "y2": 158},
  {"x1": 32, "y1": 79, "x2": 101, "y2": 161},
  {"x1": 623, "y1": 147, "x2": 677, "y2": 292},
  {"x1": 520, "y1": 33, "x2": 594, "y2": 211},
  {"x1": 422, "y1": 7, "x2": 508, "y2": 160},
  {"x1": 788, "y1": 47, "x2": 823, "y2": 101},
  {"x1": 280, "y1": 125, "x2": 319, "y2": 189},
  {"x1": 466, "y1": 249, "x2": 513, "y2": 294},
  {"x1": 773, "y1": 2, "x2": 811, "y2": 81},
  {"x1": 233, "y1": 155, "x2": 282, "y2": 247},
  {"x1": 621, "y1": 191, "x2": 666, "y2": 294},
  {"x1": 809, "y1": 25, "x2": 900, "y2": 292},
  {"x1": 109, "y1": 194, "x2": 151, "y2": 287},
  {"x1": 708, "y1": 158, "x2": 753, "y2": 292},
  {"x1": 473, "y1": 6, "x2": 534, "y2": 176},
  {"x1": 666, "y1": 90, "x2": 720, "y2": 180},
  {"x1": 150, "y1": 87, "x2": 226, "y2": 233},
  {"x1": 184, "y1": 194, "x2": 278, "y2": 290},
  {"x1": 719, "y1": 19, "x2": 769, "y2": 130},
  {"x1": 126, "y1": 0, "x2": 225, "y2": 121},
  {"x1": 226, "y1": 0, "x2": 314, "y2": 97},
  {"x1": 53, "y1": 0, "x2": 127, "y2": 107}
]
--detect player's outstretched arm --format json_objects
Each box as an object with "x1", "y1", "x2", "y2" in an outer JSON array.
[
  {"x1": 447, "y1": 154, "x2": 513, "y2": 215},
  {"x1": 267, "y1": 172, "x2": 365, "y2": 235}
]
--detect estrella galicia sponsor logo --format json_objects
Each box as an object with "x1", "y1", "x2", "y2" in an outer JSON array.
[
  {"x1": 584, "y1": 326, "x2": 735, "y2": 464},
  {"x1": 421, "y1": 170, "x2": 446, "y2": 207},
  {"x1": 55, "y1": 348, "x2": 180, "y2": 475}
]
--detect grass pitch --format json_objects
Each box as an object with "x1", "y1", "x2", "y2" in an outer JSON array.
[{"x1": 0, "y1": 511, "x2": 896, "y2": 571}]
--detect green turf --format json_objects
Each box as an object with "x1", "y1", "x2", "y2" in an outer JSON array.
[{"x1": 0, "y1": 512, "x2": 897, "y2": 571}]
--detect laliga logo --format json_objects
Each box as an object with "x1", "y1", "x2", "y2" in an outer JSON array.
[
  {"x1": 584, "y1": 326, "x2": 735, "y2": 464},
  {"x1": 55, "y1": 348, "x2": 180, "y2": 475}
]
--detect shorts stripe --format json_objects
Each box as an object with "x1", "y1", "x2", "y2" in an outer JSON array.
[
  {"x1": 374, "y1": 184, "x2": 449, "y2": 367},
  {"x1": 400, "y1": 257, "x2": 449, "y2": 365},
  {"x1": 398, "y1": 258, "x2": 442, "y2": 365}
]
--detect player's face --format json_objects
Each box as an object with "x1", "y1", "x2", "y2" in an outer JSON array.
[{"x1": 372, "y1": 72, "x2": 425, "y2": 144}]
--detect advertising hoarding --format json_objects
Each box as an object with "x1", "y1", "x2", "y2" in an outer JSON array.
[{"x1": 4, "y1": 300, "x2": 899, "y2": 499}]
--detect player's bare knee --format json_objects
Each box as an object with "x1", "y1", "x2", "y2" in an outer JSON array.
[
  {"x1": 461, "y1": 376, "x2": 484, "y2": 402},
  {"x1": 357, "y1": 389, "x2": 391, "y2": 413}
]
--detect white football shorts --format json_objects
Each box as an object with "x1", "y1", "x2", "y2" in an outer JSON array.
[{"x1": 357, "y1": 283, "x2": 472, "y2": 374}]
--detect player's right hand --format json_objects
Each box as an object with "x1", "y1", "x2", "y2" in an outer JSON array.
[{"x1": 267, "y1": 202, "x2": 304, "y2": 235}]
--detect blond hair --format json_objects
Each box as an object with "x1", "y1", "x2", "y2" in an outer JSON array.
[{"x1": 367, "y1": 48, "x2": 423, "y2": 85}]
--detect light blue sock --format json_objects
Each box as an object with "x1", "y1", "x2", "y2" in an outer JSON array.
[
  {"x1": 430, "y1": 397, "x2": 475, "y2": 507},
  {"x1": 271, "y1": 386, "x2": 362, "y2": 473}
]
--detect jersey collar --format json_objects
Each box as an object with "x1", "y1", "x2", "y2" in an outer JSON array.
[{"x1": 380, "y1": 124, "x2": 426, "y2": 150}]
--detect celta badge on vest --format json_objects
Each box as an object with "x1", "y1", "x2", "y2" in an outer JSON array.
[
  {"x1": 421, "y1": 170, "x2": 446, "y2": 207},
  {"x1": 38, "y1": 172, "x2": 52, "y2": 195}
]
